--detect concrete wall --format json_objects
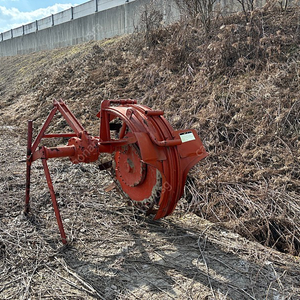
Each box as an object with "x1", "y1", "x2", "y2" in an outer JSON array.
[
  {"x1": 0, "y1": 0, "x2": 181, "y2": 57},
  {"x1": 0, "y1": 0, "x2": 247, "y2": 57}
]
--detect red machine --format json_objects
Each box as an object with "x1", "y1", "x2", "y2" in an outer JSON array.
[{"x1": 25, "y1": 99, "x2": 207, "y2": 244}]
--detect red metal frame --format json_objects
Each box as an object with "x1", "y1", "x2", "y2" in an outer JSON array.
[{"x1": 25, "y1": 99, "x2": 207, "y2": 244}]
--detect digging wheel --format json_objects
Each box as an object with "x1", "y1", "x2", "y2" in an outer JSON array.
[{"x1": 24, "y1": 99, "x2": 207, "y2": 244}]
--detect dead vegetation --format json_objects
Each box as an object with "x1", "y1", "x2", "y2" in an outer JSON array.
[
  {"x1": 0, "y1": 4, "x2": 300, "y2": 299},
  {"x1": 1, "y1": 127, "x2": 300, "y2": 299},
  {"x1": 127, "y1": 5, "x2": 300, "y2": 256}
]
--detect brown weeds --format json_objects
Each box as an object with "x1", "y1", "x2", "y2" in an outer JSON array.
[{"x1": 0, "y1": 5, "x2": 299, "y2": 260}]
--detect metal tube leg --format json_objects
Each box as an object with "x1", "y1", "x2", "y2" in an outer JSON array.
[
  {"x1": 41, "y1": 159, "x2": 67, "y2": 244},
  {"x1": 25, "y1": 120, "x2": 33, "y2": 214},
  {"x1": 25, "y1": 162, "x2": 31, "y2": 214}
]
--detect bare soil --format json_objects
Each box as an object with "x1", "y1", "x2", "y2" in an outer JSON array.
[
  {"x1": 0, "y1": 5, "x2": 300, "y2": 299},
  {"x1": 1, "y1": 126, "x2": 299, "y2": 299}
]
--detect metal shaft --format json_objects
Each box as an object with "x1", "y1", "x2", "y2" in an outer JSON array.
[
  {"x1": 42, "y1": 159, "x2": 67, "y2": 244},
  {"x1": 25, "y1": 120, "x2": 33, "y2": 214}
]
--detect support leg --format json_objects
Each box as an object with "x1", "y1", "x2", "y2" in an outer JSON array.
[
  {"x1": 41, "y1": 159, "x2": 67, "y2": 244},
  {"x1": 25, "y1": 120, "x2": 33, "y2": 214}
]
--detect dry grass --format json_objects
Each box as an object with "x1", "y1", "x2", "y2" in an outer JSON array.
[
  {"x1": 1, "y1": 6, "x2": 300, "y2": 256},
  {"x1": 0, "y1": 5, "x2": 300, "y2": 299},
  {"x1": 1, "y1": 127, "x2": 299, "y2": 298}
]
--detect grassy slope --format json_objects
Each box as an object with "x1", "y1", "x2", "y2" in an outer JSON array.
[{"x1": 0, "y1": 6, "x2": 299, "y2": 255}]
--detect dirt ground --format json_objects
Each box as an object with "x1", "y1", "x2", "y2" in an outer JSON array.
[{"x1": 0, "y1": 127, "x2": 299, "y2": 299}]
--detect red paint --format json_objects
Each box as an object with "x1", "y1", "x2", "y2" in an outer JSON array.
[{"x1": 25, "y1": 99, "x2": 207, "y2": 244}]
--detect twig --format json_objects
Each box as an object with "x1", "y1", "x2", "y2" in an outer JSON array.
[
  {"x1": 22, "y1": 265, "x2": 38, "y2": 300},
  {"x1": 197, "y1": 234, "x2": 216, "y2": 298},
  {"x1": 55, "y1": 257, "x2": 106, "y2": 300}
]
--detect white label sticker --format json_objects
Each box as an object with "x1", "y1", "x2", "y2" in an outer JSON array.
[{"x1": 179, "y1": 131, "x2": 195, "y2": 143}]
